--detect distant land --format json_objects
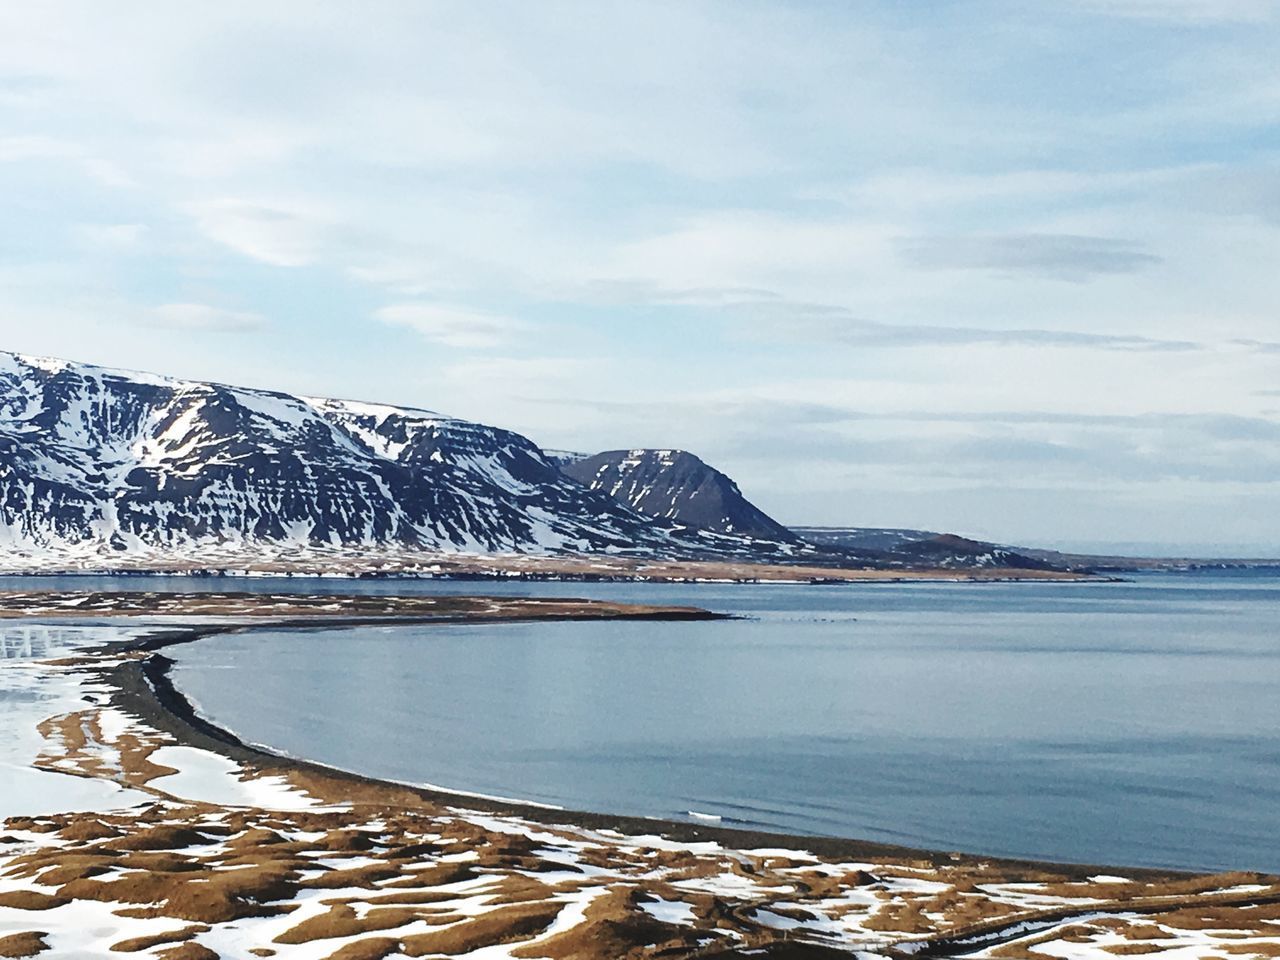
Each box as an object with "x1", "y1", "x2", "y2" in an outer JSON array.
[{"x1": 0, "y1": 350, "x2": 1273, "y2": 578}]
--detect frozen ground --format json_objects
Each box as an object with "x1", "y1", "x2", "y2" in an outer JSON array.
[{"x1": 0, "y1": 618, "x2": 1276, "y2": 960}]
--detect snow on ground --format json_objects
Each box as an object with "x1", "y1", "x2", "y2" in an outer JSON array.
[
  {"x1": 147, "y1": 746, "x2": 326, "y2": 811},
  {"x1": 0, "y1": 624, "x2": 150, "y2": 820},
  {"x1": 643, "y1": 896, "x2": 697, "y2": 925},
  {"x1": 1, "y1": 618, "x2": 1277, "y2": 960}
]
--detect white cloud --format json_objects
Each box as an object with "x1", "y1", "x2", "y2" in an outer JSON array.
[
  {"x1": 348, "y1": 259, "x2": 458, "y2": 297},
  {"x1": 73, "y1": 223, "x2": 147, "y2": 252},
  {"x1": 374, "y1": 303, "x2": 525, "y2": 348},
  {"x1": 0, "y1": 135, "x2": 132, "y2": 187},
  {"x1": 0, "y1": 135, "x2": 78, "y2": 163},
  {"x1": 440, "y1": 355, "x2": 591, "y2": 384},
  {"x1": 1, "y1": 1, "x2": 1279, "y2": 545},
  {"x1": 898, "y1": 233, "x2": 1162, "y2": 282},
  {"x1": 830, "y1": 165, "x2": 1205, "y2": 215},
  {"x1": 149, "y1": 303, "x2": 266, "y2": 333},
  {"x1": 185, "y1": 199, "x2": 334, "y2": 267},
  {"x1": 1069, "y1": 0, "x2": 1278, "y2": 22},
  {"x1": 600, "y1": 212, "x2": 896, "y2": 296}
]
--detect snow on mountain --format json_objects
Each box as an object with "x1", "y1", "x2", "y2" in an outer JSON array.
[
  {"x1": 543, "y1": 449, "x2": 591, "y2": 470},
  {"x1": 793, "y1": 526, "x2": 1059, "y2": 571},
  {"x1": 0, "y1": 351, "x2": 1074, "y2": 574},
  {"x1": 560, "y1": 448, "x2": 799, "y2": 543},
  {"x1": 791, "y1": 526, "x2": 939, "y2": 553},
  {"x1": 0, "y1": 351, "x2": 739, "y2": 566},
  {"x1": 889, "y1": 533, "x2": 1061, "y2": 571}
]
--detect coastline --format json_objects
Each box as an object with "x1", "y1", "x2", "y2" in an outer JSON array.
[
  {"x1": 106, "y1": 620, "x2": 1152, "y2": 879},
  {"x1": 2, "y1": 594, "x2": 1277, "y2": 959},
  {"x1": 0, "y1": 551, "x2": 1106, "y2": 583}
]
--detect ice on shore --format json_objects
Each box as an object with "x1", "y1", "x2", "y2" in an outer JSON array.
[
  {"x1": 2, "y1": 620, "x2": 1276, "y2": 960},
  {"x1": 148, "y1": 746, "x2": 324, "y2": 810},
  {"x1": 1, "y1": 621, "x2": 323, "y2": 819},
  {"x1": 0, "y1": 761, "x2": 145, "y2": 820},
  {"x1": 642, "y1": 896, "x2": 696, "y2": 925},
  {"x1": 0, "y1": 624, "x2": 152, "y2": 819}
]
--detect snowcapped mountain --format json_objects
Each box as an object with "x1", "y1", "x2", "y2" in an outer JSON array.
[
  {"x1": 0, "y1": 351, "x2": 1075, "y2": 575},
  {"x1": 0, "y1": 351, "x2": 750, "y2": 566},
  {"x1": 560, "y1": 449, "x2": 798, "y2": 543}
]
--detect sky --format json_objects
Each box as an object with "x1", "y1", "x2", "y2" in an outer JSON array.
[{"x1": 1, "y1": 0, "x2": 1279, "y2": 555}]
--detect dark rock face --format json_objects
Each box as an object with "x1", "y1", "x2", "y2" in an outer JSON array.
[
  {"x1": 890, "y1": 534, "x2": 1060, "y2": 571},
  {"x1": 792, "y1": 526, "x2": 1057, "y2": 571},
  {"x1": 560, "y1": 449, "x2": 798, "y2": 543},
  {"x1": 791, "y1": 526, "x2": 940, "y2": 553},
  {"x1": 0, "y1": 352, "x2": 698, "y2": 556},
  {"x1": 0, "y1": 351, "x2": 1070, "y2": 573}
]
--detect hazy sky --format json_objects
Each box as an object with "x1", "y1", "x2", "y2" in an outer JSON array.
[{"x1": 2, "y1": 1, "x2": 1279, "y2": 553}]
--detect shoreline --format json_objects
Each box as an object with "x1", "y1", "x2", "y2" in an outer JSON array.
[
  {"x1": 0, "y1": 553, "x2": 1107, "y2": 583},
  {"x1": 93, "y1": 611, "x2": 1197, "y2": 880},
  {"x1": 5, "y1": 594, "x2": 1280, "y2": 959}
]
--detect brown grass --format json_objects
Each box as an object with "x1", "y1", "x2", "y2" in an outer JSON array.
[
  {"x1": 1055, "y1": 924, "x2": 1102, "y2": 943},
  {"x1": 862, "y1": 900, "x2": 935, "y2": 934},
  {"x1": 111, "y1": 824, "x2": 213, "y2": 851},
  {"x1": 312, "y1": 829, "x2": 379, "y2": 853},
  {"x1": 59, "y1": 861, "x2": 300, "y2": 924},
  {"x1": 58, "y1": 819, "x2": 121, "y2": 842},
  {"x1": 2, "y1": 819, "x2": 59, "y2": 834},
  {"x1": 378, "y1": 861, "x2": 478, "y2": 889},
  {"x1": 319, "y1": 940, "x2": 402, "y2": 960},
  {"x1": 155, "y1": 945, "x2": 219, "y2": 960},
  {"x1": 484, "y1": 875, "x2": 558, "y2": 905},
  {"x1": 1217, "y1": 944, "x2": 1280, "y2": 958},
  {"x1": 0, "y1": 933, "x2": 47, "y2": 959},
  {"x1": 359, "y1": 890, "x2": 459, "y2": 907},
  {"x1": 1033, "y1": 872, "x2": 1269, "y2": 903},
  {"x1": 932, "y1": 892, "x2": 1022, "y2": 928},
  {"x1": 1102, "y1": 944, "x2": 1168, "y2": 955},
  {"x1": 985, "y1": 943, "x2": 1059, "y2": 960},
  {"x1": 1156, "y1": 903, "x2": 1280, "y2": 932},
  {"x1": 6, "y1": 851, "x2": 119, "y2": 886},
  {"x1": 0, "y1": 891, "x2": 68, "y2": 911},
  {"x1": 273, "y1": 904, "x2": 428, "y2": 944},
  {"x1": 1121, "y1": 924, "x2": 1175, "y2": 941},
  {"x1": 0, "y1": 590, "x2": 729, "y2": 619},
  {"x1": 512, "y1": 887, "x2": 704, "y2": 960},
  {"x1": 399, "y1": 900, "x2": 565, "y2": 956},
  {"x1": 3, "y1": 773, "x2": 1273, "y2": 960},
  {"x1": 109, "y1": 924, "x2": 208, "y2": 952},
  {"x1": 298, "y1": 862, "x2": 402, "y2": 890}
]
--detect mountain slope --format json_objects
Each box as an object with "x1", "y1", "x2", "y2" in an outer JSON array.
[
  {"x1": 792, "y1": 526, "x2": 940, "y2": 553},
  {"x1": 560, "y1": 449, "x2": 798, "y2": 542},
  {"x1": 890, "y1": 533, "x2": 1060, "y2": 571},
  {"x1": 0, "y1": 352, "x2": 719, "y2": 561},
  {"x1": 0, "y1": 351, "x2": 1078, "y2": 575},
  {"x1": 794, "y1": 526, "x2": 1061, "y2": 570}
]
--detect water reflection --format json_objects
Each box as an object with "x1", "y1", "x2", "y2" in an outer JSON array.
[
  {"x1": 0, "y1": 622, "x2": 139, "y2": 660},
  {"x1": 168, "y1": 572, "x2": 1280, "y2": 873}
]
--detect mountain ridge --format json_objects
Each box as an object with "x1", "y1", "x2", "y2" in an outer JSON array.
[
  {"x1": 560, "y1": 448, "x2": 799, "y2": 543},
  {"x1": 0, "y1": 350, "x2": 776, "y2": 564},
  {"x1": 0, "y1": 349, "x2": 1088, "y2": 576}
]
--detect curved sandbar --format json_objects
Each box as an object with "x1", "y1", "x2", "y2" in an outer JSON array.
[
  {"x1": 70, "y1": 590, "x2": 1199, "y2": 878},
  {"x1": 4, "y1": 590, "x2": 1279, "y2": 959}
]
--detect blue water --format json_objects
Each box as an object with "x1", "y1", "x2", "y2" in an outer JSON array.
[{"x1": 152, "y1": 572, "x2": 1280, "y2": 873}]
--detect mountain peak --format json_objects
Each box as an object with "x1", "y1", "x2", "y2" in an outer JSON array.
[
  {"x1": 0, "y1": 351, "x2": 717, "y2": 564},
  {"x1": 560, "y1": 448, "x2": 797, "y2": 542}
]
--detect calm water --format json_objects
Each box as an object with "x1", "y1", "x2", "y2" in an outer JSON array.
[{"x1": 154, "y1": 572, "x2": 1280, "y2": 873}]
